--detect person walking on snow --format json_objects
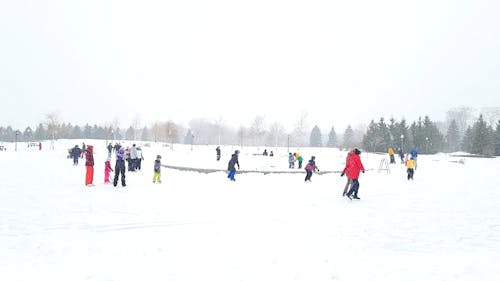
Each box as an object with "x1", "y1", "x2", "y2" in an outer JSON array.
[
  {"x1": 227, "y1": 150, "x2": 240, "y2": 181},
  {"x1": 345, "y1": 147, "x2": 365, "y2": 200},
  {"x1": 104, "y1": 157, "x2": 113, "y2": 184},
  {"x1": 153, "y1": 155, "x2": 162, "y2": 184},
  {"x1": 113, "y1": 147, "x2": 126, "y2": 187},
  {"x1": 341, "y1": 148, "x2": 355, "y2": 196},
  {"x1": 85, "y1": 145, "x2": 95, "y2": 186},
  {"x1": 406, "y1": 156, "x2": 416, "y2": 180},
  {"x1": 388, "y1": 147, "x2": 395, "y2": 164},
  {"x1": 304, "y1": 156, "x2": 319, "y2": 182}
]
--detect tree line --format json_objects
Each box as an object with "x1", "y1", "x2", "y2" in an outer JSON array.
[{"x1": 1, "y1": 108, "x2": 499, "y2": 156}]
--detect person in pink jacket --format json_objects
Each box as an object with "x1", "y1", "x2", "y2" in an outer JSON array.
[
  {"x1": 104, "y1": 157, "x2": 114, "y2": 184},
  {"x1": 345, "y1": 147, "x2": 365, "y2": 200}
]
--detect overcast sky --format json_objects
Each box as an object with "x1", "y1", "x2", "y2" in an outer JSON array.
[{"x1": 1, "y1": 0, "x2": 499, "y2": 132}]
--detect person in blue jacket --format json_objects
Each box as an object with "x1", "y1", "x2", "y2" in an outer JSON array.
[
  {"x1": 227, "y1": 150, "x2": 240, "y2": 181},
  {"x1": 410, "y1": 147, "x2": 418, "y2": 170}
]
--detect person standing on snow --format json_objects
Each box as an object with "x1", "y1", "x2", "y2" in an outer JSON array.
[
  {"x1": 388, "y1": 147, "x2": 395, "y2": 164},
  {"x1": 216, "y1": 146, "x2": 221, "y2": 161},
  {"x1": 345, "y1": 147, "x2": 365, "y2": 200},
  {"x1": 304, "y1": 156, "x2": 319, "y2": 182},
  {"x1": 85, "y1": 145, "x2": 95, "y2": 186},
  {"x1": 71, "y1": 145, "x2": 82, "y2": 165},
  {"x1": 297, "y1": 154, "x2": 303, "y2": 169},
  {"x1": 104, "y1": 157, "x2": 113, "y2": 184},
  {"x1": 288, "y1": 152, "x2": 295, "y2": 168},
  {"x1": 153, "y1": 155, "x2": 162, "y2": 184},
  {"x1": 113, "y1": 147, "x2": 126, "y2": 187},
  {"x1": 341, "y1": 148, "x2": 355, "y2": 196},
  {"x1": 227, "y1": 150, "x2": 240, "y2": 181},
  {"x1": 406, "y1": 156, "x2": 416, "y2": 180}
]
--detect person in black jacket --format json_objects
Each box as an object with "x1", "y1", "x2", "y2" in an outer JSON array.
[
  {"x1": 216, "y1": 146, "x2": 221, "y2": 161},
  {"x1": 227, "y1": 150, "x2": 240, "y2": 181}
]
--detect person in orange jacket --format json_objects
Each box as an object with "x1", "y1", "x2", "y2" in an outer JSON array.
[{"x1": 388, "y1": 147, "x2": 395, "y2": 163}]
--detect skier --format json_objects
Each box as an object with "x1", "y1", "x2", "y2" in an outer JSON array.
[
  {"x1": 85, "y1": 145, "x2": 95, "y2": 186},
  {"x1": 113, "y1": 147, "x2": 126, "y2": 187},
  {"x1": 304, "y1": 156, "x2": 319, "y2": 182},
  {"x1": 345, "y1": 148, "x2": 365, "y2": 200},
  {"x1": 227, "y1": 150, "x2": 240, "y2": 181}
]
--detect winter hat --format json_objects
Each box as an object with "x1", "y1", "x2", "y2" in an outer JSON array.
[
  {"x1": 354, "y1": 148, "x2": 361, "y2": 154},
  {"x1": 157, "y1": 155, "x2": 161, "y2": 159},
  {"x1": 87, "y1": 145, "x2": 93, "y2": 151}
]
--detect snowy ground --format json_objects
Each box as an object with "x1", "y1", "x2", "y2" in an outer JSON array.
[{"x1": 1, "y1": 140, "x2": 500, "y2": 281}]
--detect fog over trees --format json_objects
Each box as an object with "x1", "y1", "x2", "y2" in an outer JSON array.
[{"x1": 1, "y1": 107, "x2": 500, "y2": 156}]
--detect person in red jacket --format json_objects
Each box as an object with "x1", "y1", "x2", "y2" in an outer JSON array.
[
  {"x1": 345, "y1": 147, "x2": 365, "y2": 200},
  {"x1": 85, "y1": 145, "x2": 95, "y2": 186},
  {"x1": 341, "y1": 148, "x2": 355, "y2": 196}
]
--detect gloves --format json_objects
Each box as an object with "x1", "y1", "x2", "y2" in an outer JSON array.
[
  {"x1": 362, "y1": 170, "x2": 365, "y2": 173},
  {"x1": 340, "y1": 173, "x2": 345, "y2": 177}
]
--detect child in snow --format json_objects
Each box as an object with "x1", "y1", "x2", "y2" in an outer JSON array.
[
  {"x1": 104, "y1": 157, "x2": 113, "y2": 184},
  {"x1": 227, "y1": 150, "x2": 240, "y2": 181},
  {"x1": 288, "y1": 152, "x2": 295, "y2": 168},
  {"x1": 406, "y1": 156, "x2": 416, "y2": 180},
  {"x1": 304, "y1": 156, "x2": 319, "y2": 182},
  {"x1": 153, "y1": 155, "x2": 162, "y2": 184},
  {"x1": 85, "y1": 145, "x2": 94, "y2": 186}
]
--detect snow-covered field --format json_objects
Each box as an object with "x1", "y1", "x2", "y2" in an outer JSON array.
[{"x1": 1, "y1": 140, "x2": 500, "y2": 281}]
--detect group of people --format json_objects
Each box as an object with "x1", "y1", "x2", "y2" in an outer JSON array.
[
  {"x1": 79, "y1": 143, "x2": 162, "y2": 187},
  {"x1": 388, "y1": 147, "x2": 418, "y2": 180},
  {"x1": 288, "y1": 152, "x2": 303, "y2": 169}
]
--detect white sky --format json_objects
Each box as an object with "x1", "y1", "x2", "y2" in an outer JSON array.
[{"x1": 1, "y1": 0, "x2": 499, "y2": 131}]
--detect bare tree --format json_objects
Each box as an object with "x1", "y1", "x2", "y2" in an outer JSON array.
[
  {"x1": 249, "y1": 115, "x2": 266, "y2": 146},
  {"x1": 267, "y1": 121, "x2": 286, "y2": 148},
  {"x1": 480, "y1": 107, "x2": 500, "y2": 126},
  {"x1": 132, "y1": 115, "x2": 141, "y2": 141},
  {"x1": 291, "y1": 111, "x2": 309, "y2": 147}
]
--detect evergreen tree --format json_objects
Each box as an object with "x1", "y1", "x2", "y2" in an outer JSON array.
[
  {"x1": 422, "y1": 116, "x2": 444, "y2": 154},
  {"x1": 309, "y1": 125, "x2": 322, "y2": 147},
  {"x1": 326, "y1": 126, "x2": 337, "y2": 147},
  {"x1": 471, "y1": 115, "x2": 494, "y2": 156},
  {"x1": 446, "y1": 120, "x2": 460, "y2": 152},
  {"x1": 462, "y1": 126, "x2": 473, "y2": 153},
  {"x1": 362, "y1": 120, "x2": 382, "y2": 152},
  {"x1": 343, "y1": 125, "x2": 355, "y2": 149},
  {"x1": 494, "y1": 120, "x2": 500, "y2": 156},
  {"x1": 125, "y1": 126, "x2": 135, "y2": 141},
  {"x1": 377, "y1": 117, "x2": 391, "y2": 151},
  {"x1": 34, "y1": 123, "x2": 46, "y2": 140}
]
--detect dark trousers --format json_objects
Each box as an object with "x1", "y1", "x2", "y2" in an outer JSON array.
[
  {"x1": 407, "y1": 168, "x2": 414, "y2": 180},
  {"x1": 346, "y1": 179, "x2": 359, "y2": 197},
  {"x1": 305, "y1": 170, "x2": 313, "y2": 181},
  {"x1": 113, "y1": 160, "x2": 126, "y2": 186},
  {"x1": 73, "y1": 156, "x2": 79, "y2": 165}
]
